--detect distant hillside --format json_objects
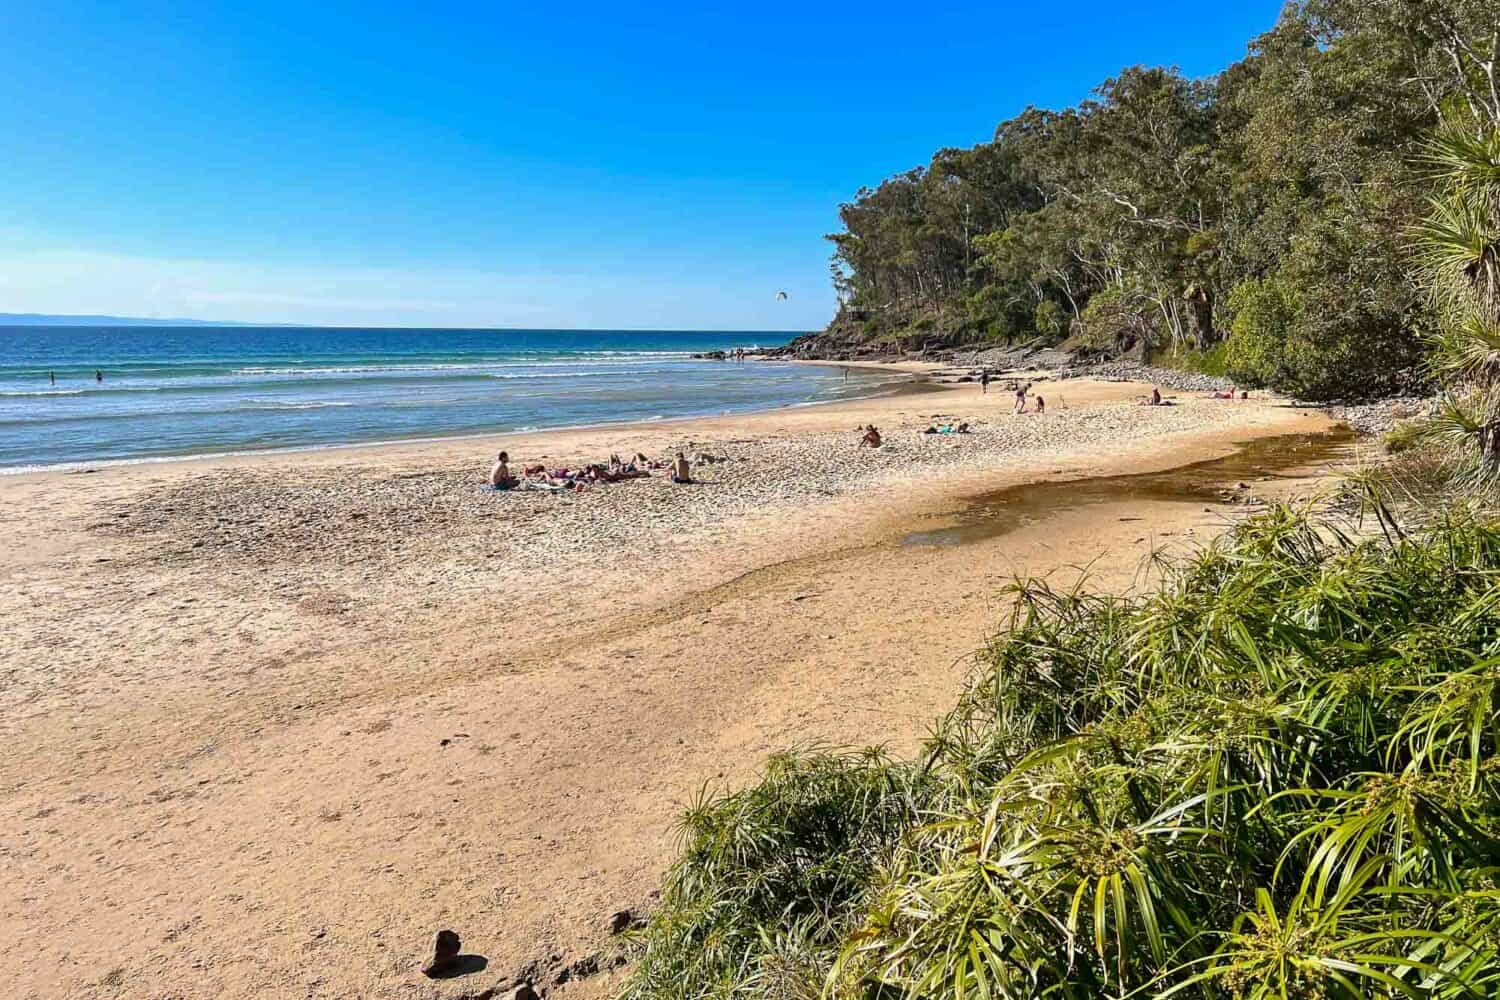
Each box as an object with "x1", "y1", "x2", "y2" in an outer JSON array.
[{"x1": 0, "y1": 312, "x2": 268, "y2": 327}]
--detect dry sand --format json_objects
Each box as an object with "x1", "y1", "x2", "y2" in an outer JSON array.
[{"x1": 0, "y1": 373, "x2": 1345, "y2": 999}]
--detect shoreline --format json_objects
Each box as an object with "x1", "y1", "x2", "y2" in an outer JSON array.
[
  {"x1": 0, "y1": 377, "x2": 1347, "y2": 1000},
  {"x1": 0, "y1": 360, "x2": 929, "y2": 479}
]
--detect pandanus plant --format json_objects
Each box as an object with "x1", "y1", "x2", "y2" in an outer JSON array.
[
  {"x1": 1410, "y1": 118, "x2": 1500, "y2": 473},
  {"x1": 620, "y1": 505, "x2": 1500, "y2": 1000}
]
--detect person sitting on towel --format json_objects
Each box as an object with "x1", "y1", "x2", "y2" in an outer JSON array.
[{"x1": 490, "y1": 450, "x2": 519, "y2": 490}]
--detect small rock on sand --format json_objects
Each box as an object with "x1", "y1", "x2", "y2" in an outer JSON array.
[{"x1": 422, "y1": 929, "x2": 462, "y2": 977}]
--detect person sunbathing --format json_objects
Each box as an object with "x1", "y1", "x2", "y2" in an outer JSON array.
[
  {"x1": 670, "y1": 452, "x2": 693, "y2": 483},
  {"x1": 859, "y1": 425, "x2": 883, "y2": 448},
  {"x1": 489, "y1": 450, "x2": 519, "y2": 490}
]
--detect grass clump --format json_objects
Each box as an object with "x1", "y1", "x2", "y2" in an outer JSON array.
[
  {"x1": 1382, "y1": 419, "x2": 1428, "y2": 454},
  {"x1": 621, "y1": 505, "x2": 1500, "y2": 999}
]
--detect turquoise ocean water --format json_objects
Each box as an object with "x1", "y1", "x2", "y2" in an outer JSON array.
[{"x1": 0, "y1": 327, "x2": 880, "y2": 471}]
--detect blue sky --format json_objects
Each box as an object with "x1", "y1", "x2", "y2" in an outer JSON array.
[{"x1": 0, "y1": 1, "x2": 1285, "y2": 330}]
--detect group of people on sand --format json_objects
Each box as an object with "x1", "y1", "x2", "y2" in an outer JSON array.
[
  {"x1": 489, "y1": 449, "x2": 693, "y2": 492},
  {"x1": 1134, "y1": 383, "x2": 1250, "y2": 406},
  {"x1": 856, "y1": 419, "x2": 973, "y2": 448},
  {"x1": 1011, "y1": 381, "x2": 1045, "y2": 414},
  {"x1": 978, "y1": 371, "x2": 1045, "y2": 413}
]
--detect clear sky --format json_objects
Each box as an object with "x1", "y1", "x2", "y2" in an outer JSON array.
[{"x1": 0, "y1": 1, "x2": 1286, "y2": 330}]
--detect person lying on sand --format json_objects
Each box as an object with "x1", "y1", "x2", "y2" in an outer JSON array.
[
  {"x1": 859, "y1": 425, "x2": 883, "y2": 448},
  {"x1": 670, "y1": 452, "x2": 693, "y2": 483},
  {"x1": 489, "y1": 451, "x2": 519, "y2": 490}
]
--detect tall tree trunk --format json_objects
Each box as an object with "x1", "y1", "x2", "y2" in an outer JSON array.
[{"x1": 1184, "y1": 285, "x2": 1215, "y2": 348}]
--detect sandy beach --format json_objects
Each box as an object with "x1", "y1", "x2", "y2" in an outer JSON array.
[{"x1": 0, "y1": 372, "x2": 1347, "y2": 999}]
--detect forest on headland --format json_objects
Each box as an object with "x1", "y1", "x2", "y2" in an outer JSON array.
[{"x1": 807, "y1": 0, "x2": 1500, "y2": 401}]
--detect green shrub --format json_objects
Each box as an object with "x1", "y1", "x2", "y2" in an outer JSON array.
[
  {"x1": 1223, "y1": 273, "x2": 1422, "y2": 402},
  {"x1": 621, "y1": 748, "x2": 923, "y2": 1000},
  {"x1": 622, "y1": 507, "x2": 1500, "y2": 1000},
  {"x1": 1150, "y1": 341, "x2": 1230, "y2": 377},
  {"x1": 1034, "y1": 299, "x2": 1067, "y2": 340},
  {"x1": 1074, "y1": 287, "x2": 1146, "y2": 351},
  {"x1": 1277, "y1": 282, "x2": 1421, "y2": 400},
  {"x1": 1223, "y1": 277, "x2": 1298, "y2": 389}
]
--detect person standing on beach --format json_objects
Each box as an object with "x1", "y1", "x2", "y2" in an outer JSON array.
[
  {"x1": 1013, "y1": 382, "x2": 1028, "y2": 414},
  {"x1": 48, "y1": 371, "x2": 55, "y2": 386},
  {"x1": 95, "y1": 369, "x2": 103, "y2": 383},
  {"x1": 980, "y1": 370, "x2": 990, "y2": 394}
]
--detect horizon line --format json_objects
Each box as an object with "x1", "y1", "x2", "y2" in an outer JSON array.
[{"x1": 0, "y1": 312, "x2": 814, "y2": 334}]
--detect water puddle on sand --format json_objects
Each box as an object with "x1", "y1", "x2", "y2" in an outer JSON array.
[{"x1": 901, "y1": 428, "x2": 1359, "y2": 548}]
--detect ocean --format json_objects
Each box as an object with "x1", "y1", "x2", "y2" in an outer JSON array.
[{"x1": 0, "y1": 327, "x2": 883, "y2": 471}]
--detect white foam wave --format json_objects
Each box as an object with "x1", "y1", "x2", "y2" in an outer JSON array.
[
  {"x1": 229, "y1": 356, "x2": 692, "y2": 377},
  {"x1": 243, "y1": 399, "x2": 357, "y2": 410}
]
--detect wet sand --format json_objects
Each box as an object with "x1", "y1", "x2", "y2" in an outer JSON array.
[{"x1": 0, "y1": 375, "x2": 1345, "y2": 999}]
